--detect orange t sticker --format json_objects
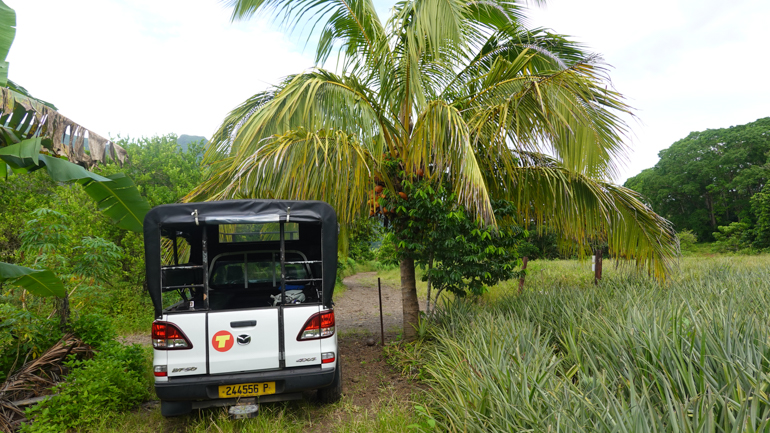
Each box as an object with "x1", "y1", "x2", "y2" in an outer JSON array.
[{"x1": 212, "y1": 330, "x2": 234, "y2": 352}]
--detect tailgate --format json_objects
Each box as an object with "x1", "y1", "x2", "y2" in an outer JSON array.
[{"x1": 207, "y1": 308, "x2": 280, "y2": 374}]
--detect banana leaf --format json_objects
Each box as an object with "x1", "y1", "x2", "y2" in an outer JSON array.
[
  {"x1": 0, "y1": 139, "x2": 150, "y2": 232},
  {"x1": 0, "y1": 262, "x2": 65, "y2": 298},
  {"x1": 0, "y1": 0, "x2": 14, "y2": 87},
  {"x1": 81, "y1": 173, "x2": 151, "y2": 233}
]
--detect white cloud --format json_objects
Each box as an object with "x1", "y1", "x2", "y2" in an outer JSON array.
[
  {"x1": 6, "y1": 0, "x2": 315, "y2": 139},
  {"x1": 528, "y1": 0, "x2": 770, "y2": 183},
  {"x1": 5, "y1": 0, "x2": 768, "y2": 185}
]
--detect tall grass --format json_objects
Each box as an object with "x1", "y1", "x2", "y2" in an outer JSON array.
[{"x1": 418, "y1": 256, "x2": 770, "y2": 432}]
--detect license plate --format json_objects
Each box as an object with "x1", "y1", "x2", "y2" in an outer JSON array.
[{"x1": 218, "y1": 382, "x2": 276, "y2": 398}]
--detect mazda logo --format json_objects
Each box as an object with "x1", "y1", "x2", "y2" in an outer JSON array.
[{"x1": 237, "y1": 335, "x2": 251, "y2": 345}]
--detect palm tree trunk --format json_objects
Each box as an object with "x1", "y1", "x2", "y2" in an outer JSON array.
[{"x1": 400, "y1": 256, "x2": 420, "y2": 341}]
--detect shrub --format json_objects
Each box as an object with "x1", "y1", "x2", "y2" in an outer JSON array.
[
  {"x1": 677, "y1": 229, "x2": 698, "y2": 253},
  {"x1": 0, "y1": 305, "x2": 63, "y2": 383},
  {"x1": 22, "y1": 342, "x2": 150, "y2": 432},
  {"x1": 375, "y1": 232, "x2": 399, "y2": 268},
  {"x1": 712, "y1": 221, "x2": 752, "y2": 253}
]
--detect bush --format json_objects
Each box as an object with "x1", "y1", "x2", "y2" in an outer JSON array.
[
  {"x1": 69, "y1": 313, "x2": 116, "y2": 349},
  {"x1": 712, "y1": 222, "x2": 752, "y2": 253},
  {"x1": 376, "y1": 232, "x2": 399, "y2": 268},
  {"x1": 0, "y1": 305, "x2": 63, "y2": 383},
  {"x1": 22, "y1": 342, "x2": 150, "y2": 432},
  {"x1": 677, "y1": 229, "x2": 698, "y2": 253}
]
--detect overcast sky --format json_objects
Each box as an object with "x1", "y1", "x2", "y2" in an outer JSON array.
[{"x1": 6, "y1": 0, "x2": 769, "y2": 183}]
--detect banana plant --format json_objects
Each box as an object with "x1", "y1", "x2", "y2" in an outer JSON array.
[{"x1": 0, "y1": 0, "x2": 150, "y2": 300}]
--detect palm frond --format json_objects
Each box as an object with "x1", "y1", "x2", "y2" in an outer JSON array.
[
  {"x1": 482, "y1": 157, "x2": 677, "y2": 279},
  {"x1": 224, "y1": 0, "x2": 388, "y2": 70},
  {"x1": 466, "y1": 56, "x2": 632, "y2": 179},
  {"x1": 191, "y1": 70, "x2": 394, "y2": 202},
  {"x1": 200, "y1": 127, "x2": 378, "y2": 224},
  {"x1": 410, "y1": 100, "x2": 494, "y2": 223}
]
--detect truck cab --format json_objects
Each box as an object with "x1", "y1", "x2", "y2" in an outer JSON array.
[{"x1": 143, "y1": 200, "x2": 341, "y2": 416}]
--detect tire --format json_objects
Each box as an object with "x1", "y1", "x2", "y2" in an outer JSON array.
[
  {"x1": 317, "y1": 363, "x2": 342, "y2": 404},
  {"x1": 161, "y1": 400, "x2": 192, "y2": 417}
]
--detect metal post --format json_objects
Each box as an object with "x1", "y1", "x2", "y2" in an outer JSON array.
[
  {"x1": 278, "y1": 222, "x2": 286, "y2": 368},
  {"x1": 378, "y1": 278, "x2": 385, "y2": 346},
  {"x1": 172, "y1": 232, "x2": 179, "y2": 265},
  {"x1": 202, "y1": 227, "x2": 209, "y2": 309},
  {"x1": 280, "y1": 223, "x2": 287, "y2": 305}
]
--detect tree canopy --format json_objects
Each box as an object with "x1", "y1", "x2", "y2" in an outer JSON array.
[{"x1": 625, "y1": 117, "x2": 770, "y2": 242}]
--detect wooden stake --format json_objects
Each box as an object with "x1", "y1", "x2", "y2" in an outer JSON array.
[
  {"x1": 519, "y1": 256, "x2": 528, "y2": 294},
  {"x1": 594, "y1": 249, "x2": 603, "y2": 284}
]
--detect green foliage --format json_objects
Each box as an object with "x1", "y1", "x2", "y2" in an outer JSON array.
[
  {"x1": 347, "y1": 217, "x2": 380, "y2": 261},
  {"x1": 712, "y1": 221, "x2": 754, "y2": 253},
  {"x1": 22, "y1": 342, "x2": 151, "y2": 432},
  {"x1": 72, "y1": 237, "x2": 124, "y2": 283},
  {"x1": 382, "y1": 180, "x2": 524, "y2": 298},
  {"x1": 517, "y1": 225, "x2": 563, "y2": 260},
  {"x1": 0, "y1": 170, "x2": 56, "y2": 263},
  {"x1": 103, "y1": 134, "x2": 206, "y2": 207},
  {"x1": 750, "y1": 182, "x2": 770, "y2": 249},
  {"x1": 69, "y1": 312, "x2": 117, "y2": 349},
  {"x1": 0, "y1": 304, "x2": 62, "y2": 382},
  {"x1": 412, "y1": 260, "x2": 770, "y2": 432},
  {"x1": 625, "y1": 117, "x2": 770, "y2": 241},
  {"x1": 676, "y1": 229, "x2": 698, "y2": 253},
  {"x1": 375, "y1": 232, "x2": 399, "y2": 269},
  {"x1": 19, "y1": 208, "x2": 71, "y2": 268}
]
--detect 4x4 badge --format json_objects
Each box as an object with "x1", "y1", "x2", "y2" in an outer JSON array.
[{"x1": 237, "y1": 335, "x2": 251, "y2": 345}]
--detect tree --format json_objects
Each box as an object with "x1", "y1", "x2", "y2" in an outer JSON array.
[
  {"x1": 381, "y1": 178, "x2": 525, "y2": 314},
  {"x1": 189, "y1": 0, "x2": 678, "y2": 340},
  {"x1": 624, "y1": 117, "x2": 770, "y2": 241},
  {"x1": 0, "y1": 0, "x2": 150, "y2": 313},
  {"x1": 0, "y1": 0, "x2": 150, "y2": 233}
]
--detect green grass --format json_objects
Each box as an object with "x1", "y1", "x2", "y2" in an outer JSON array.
[
  {"x1": 82, "y1": 394, "x2": 418, "y2": 433},
  {"x1": 401, "y1": 255, "x2": 770, "y2": 432}
]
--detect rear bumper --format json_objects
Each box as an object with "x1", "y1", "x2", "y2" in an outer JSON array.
[{"x1": 155, "y1": 365, "x2": 336, "y2": 401}]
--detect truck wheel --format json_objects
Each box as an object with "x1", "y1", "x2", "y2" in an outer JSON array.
[
  {"x1": 317, "y1": 363, "x2": 342, "y2": 404},
  {"x1": 161, "y1": 400, "x2": 192, "y2": 417}
]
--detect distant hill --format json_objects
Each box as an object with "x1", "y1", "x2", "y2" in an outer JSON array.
[{"x1": 177, "y1": 134, "x2": 208, "y2": 152}]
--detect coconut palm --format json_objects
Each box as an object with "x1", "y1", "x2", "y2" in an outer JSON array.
[{"x1": 189, "y1": 0, "x2": 678, "y2": 339}]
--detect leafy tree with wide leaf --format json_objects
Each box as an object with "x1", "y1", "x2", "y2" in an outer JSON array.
[
  {"x1": 0, "y1": 0, "x2": 150, "y2": 303},
  {"x1": 189, "y1": 0, "x2": 678, "y2": 339},
  {"x1": 625, "y1": 117, "x2": 770, "y2": 242}
]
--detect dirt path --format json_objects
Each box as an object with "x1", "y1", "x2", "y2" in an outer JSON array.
[
  {"x1": 336, "y1": 271, "x2": 405, "y2": 339},
  {"x1": 301, "y1": 272, "x2": 415, "y2": 431}
]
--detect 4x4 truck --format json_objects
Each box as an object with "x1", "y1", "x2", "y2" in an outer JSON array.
[{"x1": 143, "y1": 200, "x2": 341, "y2": 416}]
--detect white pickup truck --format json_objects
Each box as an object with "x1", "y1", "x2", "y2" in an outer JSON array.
[{"x1": 143, "y1": 200, "x2": 341, "y2": 416}]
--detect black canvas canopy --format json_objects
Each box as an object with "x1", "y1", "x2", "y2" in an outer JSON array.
[{"x1": 143, "y1": 199, "x2": 338, "y2": 318}]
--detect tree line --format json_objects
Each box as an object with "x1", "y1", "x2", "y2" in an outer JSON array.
[{"x1": 625, "y1": 117, "x2": 770, "y2": 251}]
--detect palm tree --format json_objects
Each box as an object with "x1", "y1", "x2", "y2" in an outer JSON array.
[{"x1": 189, "y1": 0, "x2": 678, "y2": 340}]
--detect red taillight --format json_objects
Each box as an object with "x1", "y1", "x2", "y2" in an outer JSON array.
[
  {"x1": 152, "y1": 321, "x2": 193, "y2": 350},
  {"x1": 297, "y1": 310, "x2": 335, "y2": 341}
]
